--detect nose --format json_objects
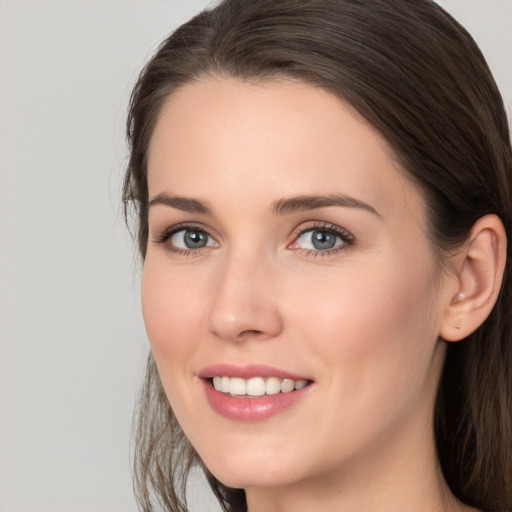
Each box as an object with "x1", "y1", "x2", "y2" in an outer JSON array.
[{"x1": 206, "y1": 251, "x2": 283, "y2": 343}]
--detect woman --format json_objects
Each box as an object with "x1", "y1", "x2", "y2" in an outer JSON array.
[{"x1": 123, "y1": 0, "x2": 512, "y2": 511}]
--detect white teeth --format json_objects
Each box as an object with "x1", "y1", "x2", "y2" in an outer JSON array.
[
  {"x1": 280, "y1": 379, "x2": 295, "y2": 393},
  {"x1": 230, "y1": 377, "x2": 247, "y2": 396},
  {"x1": 265, "y1": 376, "x2": 281, "y2": 395},
  {"x1": 246, "y1": 377, "x2": 266, "y2": 396},
  {"x1": 221, "y1": 376, "x2": 230, "y2": 393},
  {"x1": 212, "y1": 376, "x2": 310, "y2": 396},
  {"x1": 295, "y1": 379, "x2": 308, "y2": 390}
]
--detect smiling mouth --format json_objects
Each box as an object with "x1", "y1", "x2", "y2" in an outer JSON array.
[{"x1": 210, "y1": 376, "x2": 312, "y2": 397}]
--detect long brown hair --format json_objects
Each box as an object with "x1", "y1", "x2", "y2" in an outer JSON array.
[{"x1": 123, "y1": 1, "x2": 512, "y2": 511}]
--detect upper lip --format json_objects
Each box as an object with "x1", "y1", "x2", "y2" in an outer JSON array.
[{"x1": 198, "y1": 363, "x2": 311, "y2": 381}]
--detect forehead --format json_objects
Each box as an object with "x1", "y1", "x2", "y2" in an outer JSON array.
[{"x1": 147, "y1": 77, "x2": 425, "y2": 224}]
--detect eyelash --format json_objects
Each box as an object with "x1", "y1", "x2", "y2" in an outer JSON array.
[
  {"x1": 153, "y1": 221, "x2": 355, "y2": 258},
  {"x1": 153, "y1": 223, "x2": 214, "y2": 257},
  {"x1": 290, "y1": 222, "x2": 355, "y2": 258}
]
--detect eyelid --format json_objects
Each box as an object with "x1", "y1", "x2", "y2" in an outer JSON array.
[
  {"x1": 150, "y1": 220, "x2": 354, "y2": 257},
  {"x1": 152, "y1": 222, "x2": 219, "y2": 255},
  {"x1": 288, "y1": 221, "x2": 355, "y2": 254}
]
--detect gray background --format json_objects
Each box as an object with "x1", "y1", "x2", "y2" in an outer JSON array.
[{"x1": 0, "y1": 1, "x2": 511, "y2": 511}]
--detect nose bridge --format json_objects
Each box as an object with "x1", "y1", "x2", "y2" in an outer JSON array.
[{"x1": 207, "y1": 245, "x2": 282, "y2": 342}]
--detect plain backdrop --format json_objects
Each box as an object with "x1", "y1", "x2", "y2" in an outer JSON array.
[{"x1": 0, "y1": 1, "x2": 511, "y2": 511}]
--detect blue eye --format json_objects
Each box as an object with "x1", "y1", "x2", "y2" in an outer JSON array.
[
  {"x1": 170, "y1": 229, "x2": 216, "y2": 249},
  {"x1": 310, "y1": 230, "x2": 338, "y2": 250},
  {"x1": 292, "y1": 225, "x2": 353, "y2": 253},
  {"x1": 154, "y1": 225, "x2": 218, "y2": 253}
]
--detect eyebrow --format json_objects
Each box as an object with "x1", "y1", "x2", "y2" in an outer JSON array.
[
  {"x1": 148, "y1": 192, "x2": 380, "y2": 218},
  {"x1": 148, "y1": 193, "x2": 212, "y2": 214},
  {"x1": 271, "y1": 194, "x2": 381, "y2": 217}
]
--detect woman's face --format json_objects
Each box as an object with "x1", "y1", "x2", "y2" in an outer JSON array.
[{"x1": 143, "y1": 78, "x2": 455, "y2": 493}]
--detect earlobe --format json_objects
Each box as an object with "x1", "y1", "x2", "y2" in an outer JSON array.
[{"x1": 440, "y1": 214, "x2": 507, "y2": 342}]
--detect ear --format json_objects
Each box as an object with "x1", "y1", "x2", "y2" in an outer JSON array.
[{"x1": 440, "y1": 214, "x2": 507, "y2": 342}]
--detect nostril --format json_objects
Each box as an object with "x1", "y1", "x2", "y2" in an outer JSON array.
[
  {"x1": 241, "y1": 329, "x2": 263, "y2": 336},
  {"x1": 235, "y1": 329, "x2": 268, "y2": 342}
]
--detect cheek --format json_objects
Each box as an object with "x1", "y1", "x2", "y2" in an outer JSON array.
[
  {"x1": 141, "y1": 260, "x2": 205, "y2": 367},
  {"x1": 291, "y1": 253, "x2": 440, "y2": 390},
  {"x1": 280, "y1": 256, "x2": 442, "y2": 462}
]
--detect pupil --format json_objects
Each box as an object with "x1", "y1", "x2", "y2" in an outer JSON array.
[
  {"x1": 184, "y1": 230, "x2": 207, "y2": 248},
  {"x1": 312, "y1": 230, "x2": 336, "y2": 250}
]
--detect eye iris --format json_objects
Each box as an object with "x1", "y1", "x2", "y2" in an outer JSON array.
[
  {"x1": 184, "y1": 230, "x2": 208, "y2": 248},
  {"x1": 311, "y1": 230, "x2": 336, "y2": 250}
]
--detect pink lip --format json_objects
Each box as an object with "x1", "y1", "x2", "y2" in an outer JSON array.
[
  {"x1": 198, "y1": 363, "x2": 310, "y2": 381},
  {"x1": 199, "y1": 364, "x2": 314, "y2": 422}
]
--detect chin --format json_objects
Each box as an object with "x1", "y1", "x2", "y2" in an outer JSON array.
[{"x1": 201, "y1": 453, "x2": 303, "y2": 490}]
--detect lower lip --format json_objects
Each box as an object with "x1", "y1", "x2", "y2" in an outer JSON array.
[{"x1": 202, "y1": 379, "x2": 313, "y2": 421}]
